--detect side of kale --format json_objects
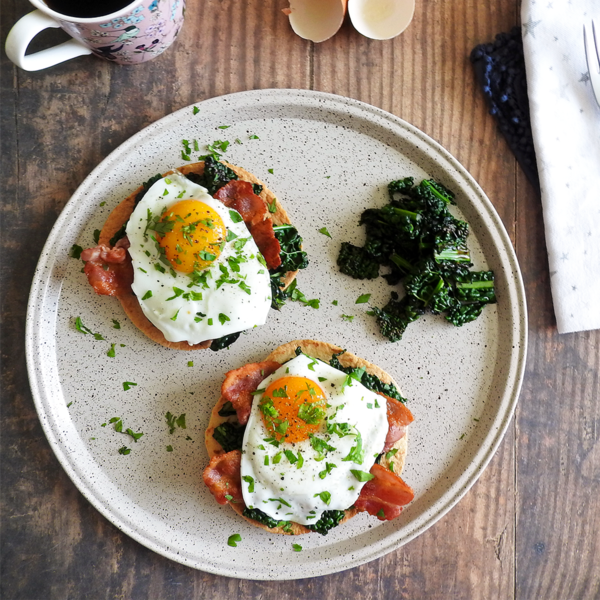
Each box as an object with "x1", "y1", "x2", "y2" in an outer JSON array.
[{"x1": 336, "y1": 177, "x2": 496, "y2": 342}]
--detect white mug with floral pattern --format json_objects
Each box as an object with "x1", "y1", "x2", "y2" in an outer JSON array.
[{"x1": 5, "y1": 0, "x2": 186, "y2": 71}]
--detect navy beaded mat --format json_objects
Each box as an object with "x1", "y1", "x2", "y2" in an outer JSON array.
[{"x1": 470, "y1": 27, "x2": 540, "y2": 195}]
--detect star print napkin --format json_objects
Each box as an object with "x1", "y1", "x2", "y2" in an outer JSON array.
[{"x1": 521, "y1": 0, "x2": 600, "y2": 334}]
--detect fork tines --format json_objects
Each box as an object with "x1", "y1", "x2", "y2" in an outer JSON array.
[{"x1": 584, "y1": 20, "x2": 600, "y2": 108}]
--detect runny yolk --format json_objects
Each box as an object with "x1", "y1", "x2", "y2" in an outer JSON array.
[
  {"x1": 260, "y1": 376, "x2": 327, "y2": 443},
  {"x1": 157, "y1": 200, "x2": 226, "y2": 273}
]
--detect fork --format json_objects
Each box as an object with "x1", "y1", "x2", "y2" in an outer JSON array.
[{"x1": 584, "y1": 20, "x2": 600, "y2": 108}]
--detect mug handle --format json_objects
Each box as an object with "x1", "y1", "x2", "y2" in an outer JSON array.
[{"x1": 5, "y1": 10, "x2": 92, "y2": 71}]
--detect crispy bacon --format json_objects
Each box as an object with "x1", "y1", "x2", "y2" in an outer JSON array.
[
  {"x1": 355, "y1": 463, "x2": 415, "y2": 521},
  {"x1": 250, "y1": 219, "x2": 281, "y2": 270},
  {"x1": 214, "y1": 180, "x2": 282, "y2": 270},
  {"x1": 214, "y1": 180, "x2": 267, "y2": 227},
  {"x1": 81, "y1": 238, "x2": 130, "y2": 264},
  {"x1": 382, "y1": 394, "x2": 414, "y2": 452},
  {"x1": 81, "y1": 238, "x2": 133, "y2": 297},
  {"x1": 203, "y1": 450, "x2": 244, "y2": 505},
  {"x1": 221, "y1": 360, "x2": 281, "y2": 425}
]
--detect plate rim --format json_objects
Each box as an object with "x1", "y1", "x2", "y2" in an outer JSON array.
[{"x1": 25, "y1": 88, "x2": 528, "y2": 579}]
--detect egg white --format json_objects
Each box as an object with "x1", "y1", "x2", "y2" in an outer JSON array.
[
  {"x1": 240, "y1": 353, "x2": 388, "y2": 525},
  {"x1": 126, "y1": 172, "x2": 271, "y2": 344}
]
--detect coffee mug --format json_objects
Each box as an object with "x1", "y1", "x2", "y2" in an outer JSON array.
[{"x1": 5, "y1": 0, "x2": 186, "y2": 71}]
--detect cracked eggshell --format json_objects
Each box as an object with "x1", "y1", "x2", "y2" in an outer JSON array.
[
  {"x1": 348, "y1": 0, "x2": 415, "y2": 40},
  {"x1": 283, "y1": 0, "x2": 348, "y2": 43}
]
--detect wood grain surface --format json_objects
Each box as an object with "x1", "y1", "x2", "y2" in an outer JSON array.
[{"x1": 1, "y1": 0, "x2": 599, "y2": 598}]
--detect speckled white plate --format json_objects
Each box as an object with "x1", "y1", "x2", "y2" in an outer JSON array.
[{"x1": 26, "y1": 89, "x2": 527, "y2": 580}]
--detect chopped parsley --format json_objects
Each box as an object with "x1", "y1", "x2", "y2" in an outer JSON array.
[
  {"x1": 318, "y1": 227, "x2": 332, "y2": 238},
  {"x1": 112, "y1": 319, "x2": 121, "y2": 329},
  {"x1": 341, "y1": 314, "x2": 354, "y2": 322},
  {"x1": 313, "y1": 491, "x2": 332, "y2": 505},
  {"x1": 70, "y1": 244, "x2": 83, "y2": 259},
  {"x1": 193, "y1": 106, "x2": 200, "y2": 115},
  {"x1": 165, "y1": 412, "x2": 186, "y2": 434},
  {"x1": 228, "y1": 210, "x2": 243, "y2": 223},
  {"x1": 297, "y1": 403, "x2": 326, "y2": 424},
  {"x1": 350, "y1": 469, "x2": 374, "y2": 482},
  {"x1": 292, "y1": 543, "x2": 302, "y2": 552},
  {"x1": 93, "y1": 229, "x2": 101, "y2": 244},
  {"x1": 118, "y1": 446, "x2": 131, "y2": 455},
  {"x1": 122, "y1": 381, "x2": 137, "y2": 391},
  {"x1": 166, "y1": 445, "x2": 173, "y2": 452},
  {"x1": 242, "y1": 475, "x2": 255, "y2": 493},
  {"x1": 107, "y1": 344, "x2": 116, "y2": 358},
  {"x1": 227, "y1": 533, "x2": 241, "y2": 547},
  {"x1": 74, "y1": 317, "x2": 104, "y2": 340},
  {"x1": 318, "y1": 463, "x2": 337, "y2": 479},
  {"x1": 355, "y1": 293, "x2": 371, "y2": 304}
]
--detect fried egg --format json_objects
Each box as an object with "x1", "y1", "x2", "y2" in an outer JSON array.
[
  {"x1": 240, "y1": 353, "x2": 388, "y2": 525},
  {"x1": 126, "y1": 172, "x2": 271, "y2": 344}
]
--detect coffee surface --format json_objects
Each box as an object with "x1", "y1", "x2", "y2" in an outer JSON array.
[{"x1": 45, "y1": 0, "x2": 133, "y2": 18}]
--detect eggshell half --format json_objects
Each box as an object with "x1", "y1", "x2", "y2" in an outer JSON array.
[
  {"x1": 348, "y1": 0, "x2": 415, "y2": 40},
  {"x1": 284, "y1": 0, "x2": 348, "y2": 43}
]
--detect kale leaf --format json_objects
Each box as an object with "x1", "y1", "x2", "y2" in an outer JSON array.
[
  {"x1": 269, "y1": 224, "x2": 309, "y2": 310},
  {"x1": 212, "y1": 422, "x2": 245, "y2": 453},
  {"x1": 210, "y1": 331, "x2": 241, "y2": 352}
]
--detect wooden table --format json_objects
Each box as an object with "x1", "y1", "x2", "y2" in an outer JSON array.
[{"x1": 2, "y1": 0, "x2": 599, "y2": 598}]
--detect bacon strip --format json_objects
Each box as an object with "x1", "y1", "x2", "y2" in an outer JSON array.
[
  {"x1": 221, "y1": 360, "x2": 281, "y2": 425},
  {"x1": 214, "y1": 180, "x2": 282, "y2": 270},
  {"x1": 203, "y1": 450, "x2": 244, "y2": 505},
  {"x1": 355, "y1": 463, "x2": 415, "y2": 521},
  {"x1": 382, "y1": 394, "x2": 414, "y2": 452},
  {"x1": 81, "y1": 239, "x2": 130, "y2": 264}
]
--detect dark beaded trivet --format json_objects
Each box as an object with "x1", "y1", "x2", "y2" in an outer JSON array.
[{"x1": 470, "y1": 26, "x2": 540, "y2": 195}]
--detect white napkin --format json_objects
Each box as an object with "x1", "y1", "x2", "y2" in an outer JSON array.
[{"x1": 521, "y1": 0, "x2": 600, "y2": 334}]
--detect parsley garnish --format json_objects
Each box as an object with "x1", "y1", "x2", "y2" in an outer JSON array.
[
  {"x1": 74, "y1": 317, "x2": 104, "y2": 340},
  {"x1": 297, "y1": 403, "x2": 326, "y2": 424},
  {"x1": 122, "y1": 381, "x2": 137, "y2": 391},
  {"x1": 227, "y1": 533, "x2": 241, "y2": 547},
  {"x1": 350, "y1": 469, "x2": 374, "y2": 482},
  {"x1": 193, "y1": 106, "x2": 200, "y2": 115},
  {"x1": 228, "y1": 210, "x2": 243, "y2": 223},
  {"x1": 313, "y1": 491, "x2": 331, "y2": 505},
  {"x1": 107, "y1": 343, "x2": 116, "y2": 358},
  {"x1": 70, "y1": 244, "x2": 83, "y2": 259},
  {"x1": 112, "y1": 319, "x2": 121, "y2": 329},
  {"x1": 166, "y1": 445, "x2": 173, "y2": 452},
  {"x1": 142, "y1": 291, "x2": 152, "y2": 300},
  {"x1": 342, "y1": 431, "x2": 364, "y2": 464},
  {"x1": 356, "y1": 293, "x2": 371, "y2": 304},
  {"x1": 165, "y1": 412, "x2": 186, "y2": 434},
  {"x1": 341, "y1": 314, "x2": 354, "y2": 322},
  {"x1": 242, "y1": 475, "x2": 255, "y2": 493},
  {"x1": 218, "y1": 313, "x2": 230, "y2": 325},
  {"x1": 318, "y1": 463, "x2": 337, "y2": 479},
  {"x1": 292, "y1": 543, "x2": 302, "y2": 552},
  {"x1": 318, "y1": 227, "x2": 332, "y2": 238},
  {"x1": 118, "y1": 446, "x2": 131, "y2": 455}
]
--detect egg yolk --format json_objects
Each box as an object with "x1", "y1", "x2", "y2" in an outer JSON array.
[
  {"x1": 260, "y1": 376, "x2": 327, "y2": 443},
  {"x1": 157, "y1": 200, "x2": 227, "y2": 273}
]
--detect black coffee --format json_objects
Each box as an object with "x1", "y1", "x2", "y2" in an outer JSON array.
[{"x1": 45, "y1": 0, "x2": 134, "y2": 18}]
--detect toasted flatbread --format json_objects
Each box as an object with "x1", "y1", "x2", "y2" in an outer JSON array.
[
  {"x1": 205, "y1": 339, "x2": 409, "y2": 535},
  {"x1": 97, "y1": 161, "x2": 297, "y2": 350}
]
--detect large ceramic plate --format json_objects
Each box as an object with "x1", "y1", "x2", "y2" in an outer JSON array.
[{"x1": 26, "y1": 89, "x2": 527, "y2": 580}]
